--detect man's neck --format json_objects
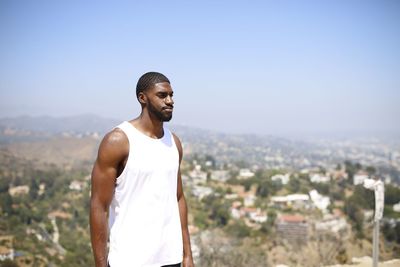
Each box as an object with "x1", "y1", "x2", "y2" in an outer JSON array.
[{"x1": 132, "y1": 112, "x2": 164, "y2": 139}]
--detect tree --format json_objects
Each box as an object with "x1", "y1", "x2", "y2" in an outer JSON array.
[
  {"x1": 226, "y1": 220, "x2": 251, "y2": 238},
  {"x1": 256, "y1": 180, "x2": 270, "y2": 198},
  {"x1": 242, "y1": 179, "x2": 253, "y2": 192},
  {"x1": 0, "y1": 260, "x2": 19, "y2": 267},
  {"x1": 288, "y1": 177, "x2": 300, "y2": 193},
  {"x1": 385, "y1": 184, "x2": 400, "y2": 205},
  {"x1": 0, "y1": 193, "x2": 13, "y2": 214},
  {"x1": 352, "y1": 185, "x2": 374, "y2": 210},
  {"x1": 0, "y1": 176, "x2": 11, "y2": 193},
  {"x1": 205, "y1": 155, "x2": 216, "y2": 168},
  {"x1": 344, "y1": 160, "x2": 362, "y2": 181},
  {"x1": 396, "y1": 222, "x2": 400, "y2": 244},
  {"x1": 194, "y1": 210, "x2": 209, "y2": 229},
  {"x1": 382, "y1": 221, "x2": 396, "y2": 242},
  {"x1": 344, "y1": 200, "x2": 364, "y2": 238},
  {"x1": 365, "y1": 166, "x2": 376, "y2": 176},
  {"x1": 203, "y1": 195, "x2": 230, "y2": 227},
  {"x1": 211, "y1": 203, "x2": 230, "y2": 226},
  {"x1": 313, "y1": 183, "x2": 330, "y2": 195}
]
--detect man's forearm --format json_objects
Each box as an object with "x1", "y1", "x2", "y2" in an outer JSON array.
[
  {"x1": 90, "y1": 203, "x2": 109, "y2": 267},
  {"x1": 178, "y1": 196, "x2": 193, "y2": 258}
]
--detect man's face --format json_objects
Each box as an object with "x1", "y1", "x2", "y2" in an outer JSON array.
[{"x1": 144, "y1": 82, "x2": 174, "y2": 122}]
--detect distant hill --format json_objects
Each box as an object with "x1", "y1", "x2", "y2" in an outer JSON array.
[
  {"x1": 1, "y1": 135, "x2": 100, "y2": 170},
  {"x1": 0, "y1": 114, "x2": 120, "y2": 135},
  {"x1": 0, "y1": 114, "x2": 304, "y2": 169},
  {"x1": 0, "y1": 114, "x2": 223, "y2": 138},
  {"x1": 0, "y1": 115, "x2": 398, "y2": 184},
  {"x1": 0, "y1": 114, "x2": 285, "y2": 144},
  {"x1": 0, "y1": 115, "x2": 119, "y2": 167}
]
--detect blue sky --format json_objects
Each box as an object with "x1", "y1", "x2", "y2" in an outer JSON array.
[{"x1": 0, "y1": 0, "x2": 399, "y2": 135}]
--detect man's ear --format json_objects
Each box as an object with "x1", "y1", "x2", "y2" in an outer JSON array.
[{"x1": 138, "y1": 92, "x2": 147, "y2": 105}]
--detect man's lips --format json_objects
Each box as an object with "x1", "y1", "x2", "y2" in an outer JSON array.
[{"x1": 163, "y1": 106, "x2": 173, "y2": 111}]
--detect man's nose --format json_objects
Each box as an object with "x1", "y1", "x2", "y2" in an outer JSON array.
[{"x1": 165, "y1": 95, "x2": 174, "y2": 105}]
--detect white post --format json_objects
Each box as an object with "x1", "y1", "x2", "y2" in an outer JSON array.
[
  {"x1": 363, "y1": 179, "x2": 384, "y2": 267},
  {"x1": 373, "y1": 221, "x2": 379, "y2": 267}
]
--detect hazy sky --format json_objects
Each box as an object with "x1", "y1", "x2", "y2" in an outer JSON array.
[{"x1": 0, "y1": 0, "x2": 399, "y2": 135}]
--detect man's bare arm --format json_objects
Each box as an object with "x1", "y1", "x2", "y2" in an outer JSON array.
[
  {"x1": 90, "y1": 129, "x2": 128, "y2": 267},
  {"x1": 173, "y1": 133, "x2": 194, "y2": 267}
]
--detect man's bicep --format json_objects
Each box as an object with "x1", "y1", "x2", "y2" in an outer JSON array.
[
  {"x1": 91, "y1": 130, "x2": 127, "y2": 208},
  {"x1": 91, "y1": 159, "x2": 117, "y2": 208}
]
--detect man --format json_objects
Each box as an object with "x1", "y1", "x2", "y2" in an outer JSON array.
[{"x1": 90, "y1": 72, "x2": 194, "y2": 267}]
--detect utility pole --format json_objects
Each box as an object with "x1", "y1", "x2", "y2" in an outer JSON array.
[{"x1": 363, "y1": 178, "x2": 384, "y2": 267}]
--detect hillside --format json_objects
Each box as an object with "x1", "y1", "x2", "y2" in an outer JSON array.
[{"x1": 0, "y1": 115, "x2": 399, "y2": 266}]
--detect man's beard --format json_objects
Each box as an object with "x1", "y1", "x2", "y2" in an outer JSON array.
[{"x1": 148, "y1": 101, "x2": 173, "y2": 122}]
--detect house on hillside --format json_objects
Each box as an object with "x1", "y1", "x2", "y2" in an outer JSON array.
[
  {"x1": 189, "y1": 165, "x2": 208, "y2": 184},
  {"x1": 38, "y1": 183, "x2": 46, "y2": 196},
  {"x1": 8, "y1": 185, "x2": 29, "y2": 197},
  {"x1": 332, "y1": 169, "x2": 348, "y2": 180},
  {"x1": 230, "y1": 202, "x2": 267, "y2": 224},
  {"x1": 248, "y1": 209, "x2": 267, "y2": 223},
  {"x1": 393, "y1": 202, "x2": 400, "y2": 212},
  {"x1": 210, "y1": 170, "x2": 229, "y2": 182},
  {"x1": 353, "y1": 171, "x2": 369, "y2": 185},
  {"x1": 309, "y1": 190, "x2": 331, "y2": 213},
  {"x1": 276, "y1": 214, "x2": 309, "y2": 244},
  {"x1": 309, "y1": 173, "x2": 330, "y2": 183},
  {"x1": 15, "y1": 255, "x2": 48, "y2": 267},
  {"x1": 48, "y1": 211, "x2": 72, "y2": 220},
  {"x1": 271, "y1": 174, "x2": 290, "y2": 185},
  {"x1": 244, "y1": 194, "x2": 256, "y2": 207},
  {"x1": 191, "y1": 185, "x2": 213, "y2": 200},
  {"x1": 0, "y1": 236, "x2": 14, "y2": 261},
  {"x1": 69, "y1": 180, "x2": 86, "y2": 191},
  {"x1": 315, "y1": 212, "x2": 348, "y2": 234},
  {"x1": 238, "y1": 169, "x2": 254, "y2": 179},
  {"x1": 270, "y1": 194, "x2": 310, "y2": 209},
  {"x1": 230, "y1": 201, "x2": 242, "y2": 219}
]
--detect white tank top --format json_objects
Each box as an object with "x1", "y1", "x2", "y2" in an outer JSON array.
[{"x1": 108, "y1": 121, "x2": 183, "y2": 267}]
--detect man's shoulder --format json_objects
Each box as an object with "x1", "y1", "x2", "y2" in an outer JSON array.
[
  {"x1": 98, "y1": 128, "x2": 129, "y2": 157},
  {"x1": 103, "y1": 127, "x2": 128, "y2": 145}
]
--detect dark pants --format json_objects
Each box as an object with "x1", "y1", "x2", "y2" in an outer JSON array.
[{"x1": 108, "y1": 263, "x2": 181, "y2": 267}]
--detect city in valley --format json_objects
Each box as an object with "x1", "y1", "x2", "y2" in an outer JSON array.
[{"x1": 0, "y1": 115, "x2": 399, "y2": 267}]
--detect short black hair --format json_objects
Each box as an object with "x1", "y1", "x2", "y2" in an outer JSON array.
[{"x1": 136, "y1": 72, "x2": 170, "y2": 98}]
